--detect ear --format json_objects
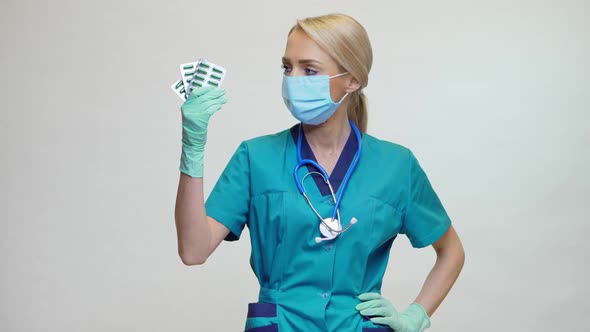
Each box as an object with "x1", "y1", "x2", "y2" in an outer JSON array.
[{"x1": 345, "y1": 77, "x2": 362, "y2": 93}]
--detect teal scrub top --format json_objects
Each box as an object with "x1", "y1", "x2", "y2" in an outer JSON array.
[{"x1": 205, "y1": 124, "x2": 452, "y2": 332}]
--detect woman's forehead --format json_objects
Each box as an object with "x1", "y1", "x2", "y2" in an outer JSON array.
[{"x1": 284, "y1": 29, "x2": 334, "y2": 66}]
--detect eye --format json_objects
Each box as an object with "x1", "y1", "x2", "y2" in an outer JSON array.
[
  {"x1": 281, "y1": 64, "x2": 292, "y2": 74},
  {"x1": 305, "y1": 68, "x2": 318, "y2": 75}
]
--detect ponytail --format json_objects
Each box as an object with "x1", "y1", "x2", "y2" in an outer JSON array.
[{"x1": 347, "y1": 90, "x2": 368, "y2": 133}]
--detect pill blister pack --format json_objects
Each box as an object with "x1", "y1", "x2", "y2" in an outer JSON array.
[{"x1": 171, "y1": 58, "x2": 226, "y2": 101}]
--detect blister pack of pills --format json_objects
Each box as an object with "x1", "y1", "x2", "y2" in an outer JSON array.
[{"x1": 170, "y1": 58, "x2": 226, "y2": 101}]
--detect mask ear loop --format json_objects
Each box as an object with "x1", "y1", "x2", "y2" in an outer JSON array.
[
  {"x1": 329, "y1": 72, "x2": 349, "y2": 79},
  {"x1": 337, "y1": 92, "x2": 349, "y2": 103},
  {"x1": 329, "y1": 72, "x2": 351, "y2": 104}
]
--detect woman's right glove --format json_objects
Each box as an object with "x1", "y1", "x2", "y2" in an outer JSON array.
[{"x1": 179, "y1": 86, "x2": 227, "y2": 178}]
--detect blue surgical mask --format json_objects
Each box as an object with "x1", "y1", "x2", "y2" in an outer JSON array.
[{"x1": 282, "y1": 72, "x2": 350, "y2": 125}]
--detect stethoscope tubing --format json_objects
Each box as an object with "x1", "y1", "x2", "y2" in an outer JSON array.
[{"x1": 293, "y1": 120, "x2": 362, "y2": 222}]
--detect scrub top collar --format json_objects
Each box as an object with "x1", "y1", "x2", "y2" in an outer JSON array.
[{"x1": 290, "y1": 122, "x2": 361, "y2": 196}]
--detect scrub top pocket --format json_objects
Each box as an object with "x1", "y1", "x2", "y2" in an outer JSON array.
[{"x1": 366, "y1": 196, "x2": 403, "y2": 246}]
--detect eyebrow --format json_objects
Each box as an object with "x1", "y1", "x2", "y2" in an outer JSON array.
[{"x1": 282, "y1": 57, "x2": 322, "y2": 64}]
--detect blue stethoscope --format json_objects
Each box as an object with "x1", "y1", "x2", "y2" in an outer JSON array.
[{"x1": 293, "y1": 120, "x2": 362, "y2": 243}]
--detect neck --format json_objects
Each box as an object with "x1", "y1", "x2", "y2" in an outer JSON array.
[{"x1": 302, "y1": 105, "x2": 351, "y2": 153}]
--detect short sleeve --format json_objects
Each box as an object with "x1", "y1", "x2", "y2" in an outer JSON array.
[
  {"x1": 400, "y1": 149, "x2": 452, "y2": 248},
  {"x1": 205, "y1": 141, "x2": 250, "y2": 241}
]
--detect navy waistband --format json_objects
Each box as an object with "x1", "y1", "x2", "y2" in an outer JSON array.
[{"x1": 247, "y1": 302, "x2": 277, "y2": 318}]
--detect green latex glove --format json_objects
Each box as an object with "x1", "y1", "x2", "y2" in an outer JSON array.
[
  {"x1": 356, "y1": 293, "x2": 431, "y2": 332},
  {"x1": 179, "y1": 86, "x2": 227, "y2": 177}
]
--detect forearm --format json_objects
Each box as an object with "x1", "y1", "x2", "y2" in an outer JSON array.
[
  {"x1": 413, "y1": 241, "x2": 465, "y2": 317},
  {"x1": 174, "y1": 173, "x2": 211, "y2": 265}
]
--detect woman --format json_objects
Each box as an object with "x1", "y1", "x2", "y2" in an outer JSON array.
[{"x1": 175, "y1": 13, "x2": 465, "y2": 332}]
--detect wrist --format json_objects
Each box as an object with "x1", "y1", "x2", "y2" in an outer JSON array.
[
  {"x1": 179, "y1": 146, "x2": 205, "y2": 178},
  {"x1": 182, "y1": 132, "x2": 207, "y2": 150},
  {"x1": 404, "y1": 303, "x2": 431, "y2": 331}
]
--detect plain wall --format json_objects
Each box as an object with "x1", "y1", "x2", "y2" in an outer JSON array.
[{"x1": 1, "y1": 0, "x2": 588, "y2": 330}]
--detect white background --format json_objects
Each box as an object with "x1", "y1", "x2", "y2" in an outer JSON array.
[{"x1": 1, "y1": 0, "x2": 588, "y2": 331}]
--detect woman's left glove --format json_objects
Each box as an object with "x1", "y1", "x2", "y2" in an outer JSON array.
[{"x1": 355, "y1": 292, "x2": 431, "y2": 332}]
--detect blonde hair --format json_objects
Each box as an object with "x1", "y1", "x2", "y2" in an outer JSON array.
[{"x1": 289, "y1": 13, "x2": 373, "y2": 132}]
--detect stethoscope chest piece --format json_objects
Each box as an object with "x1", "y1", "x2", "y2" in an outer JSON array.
[{"x1": 320, "y1": 217, "x2": 342, "y2": 238}]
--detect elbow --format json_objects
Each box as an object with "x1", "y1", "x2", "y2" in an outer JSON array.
[
  {"x1": 180, "y1": 253, "x2": 208, "y2": 266},
  {"x1": 460, "y1": 246, "x2": 466, "y2": 268},
  {"x1": 456, "y1": 236, "x2": 465, "y2": 263},
  {"x1": 450, "y1": 238, "x2": 465, "y2": 267},
  {"x1": 178, "y1": 246, "x2": 209, "y2": 266},
  {"x1": 434, "y1": 238, "x2": 465, "y2": 270},
  {"x1": 456, "y1": 247, "x2": 465, "y2": 272},
  {"x1": 452, "y1": 242, "x2": 466, "y2": 273}
]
